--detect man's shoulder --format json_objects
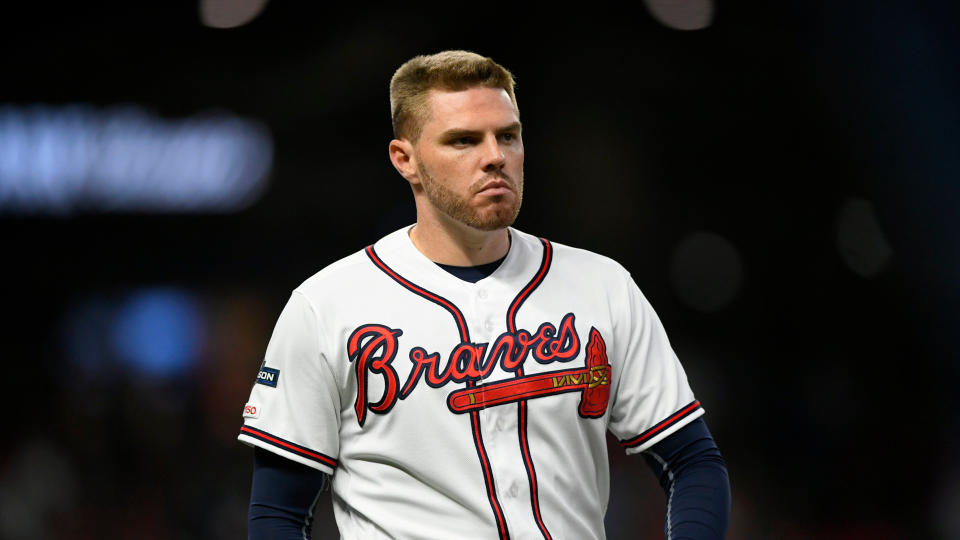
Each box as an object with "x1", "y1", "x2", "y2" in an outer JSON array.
[
  {"x1": 519, "y1": 229, "x2": 630, "y2": 279},
  {"x1": 294, "y1": 248, "x2": 372, "y2": 297},
  {"x1": 292, "y1": 226, "x2": 411, "y2": 300}
]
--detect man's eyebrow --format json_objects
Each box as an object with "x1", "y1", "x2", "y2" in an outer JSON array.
[
  {"x1": 439, "y1": 128, "x2": 482, "y2": 139},
  {"x1": 439, "y1": 122, "x2": 523, "y2": 139}
]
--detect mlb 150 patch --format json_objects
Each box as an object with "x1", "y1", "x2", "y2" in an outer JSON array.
[
  {"x1": 256, "y1": 366, "x2": 280, "y2": 387},
  {"x1": 243, "y1": 403, "x2": 261, "y2": 418}
]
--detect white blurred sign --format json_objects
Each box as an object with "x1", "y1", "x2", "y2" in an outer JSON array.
[{"x1": 0, "y1": 104, "x2": 273, "y2": 213}]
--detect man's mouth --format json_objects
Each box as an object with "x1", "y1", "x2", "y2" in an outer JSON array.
[{"x1": 476, "y1": 177, "x2": 512, "y2": 196}]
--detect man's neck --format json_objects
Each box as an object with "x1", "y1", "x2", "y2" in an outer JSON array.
[{"x1": 409, "y1": 216, "x2": 510, "y2": 266}]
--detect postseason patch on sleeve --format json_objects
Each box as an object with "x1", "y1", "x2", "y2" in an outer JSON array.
[{"x1": 256, "y1": 366, "x2": 280, "y2": 387}]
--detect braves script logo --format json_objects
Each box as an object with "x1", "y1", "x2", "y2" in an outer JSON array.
[{"x1": 347, "y1": 313, "x2": 611, "y2": 426}]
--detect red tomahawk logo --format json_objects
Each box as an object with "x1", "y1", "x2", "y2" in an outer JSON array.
[{"x1": 447, "y1": 327, "x2": 611, "y2": 418}]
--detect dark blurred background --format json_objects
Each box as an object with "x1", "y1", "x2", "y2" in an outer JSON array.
[{"x1": 2, "y1": 1, "x2": 958, "y2": 539}]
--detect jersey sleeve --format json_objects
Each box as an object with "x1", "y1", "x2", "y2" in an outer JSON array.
[
  {"x1": 237, "y1": 291, "x2": 341, "y2": 475},
  {"x1": 606, "y1": 274, "x2": 704, "y2": 455}
]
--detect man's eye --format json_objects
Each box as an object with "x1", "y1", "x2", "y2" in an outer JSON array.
[{"x1": 452, "y1": 137, "x2": 473, "y2": 146}]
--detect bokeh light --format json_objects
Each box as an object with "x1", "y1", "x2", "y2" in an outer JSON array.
[
  {"x1": 109, "y1": 288, "x2": 204, "y2": 377},
  {"x1": 835, "y1": 197, "x2": 893, "y2": 278},
  {"x1": 199, "y1": 0, "x2": 270, "y2": 29},
  {"x1": 643, "y1": 0, "x2": 715, "y2": 30},
  {"x1": 668, "y1": 231, "x2": 743, "y2": 312}
]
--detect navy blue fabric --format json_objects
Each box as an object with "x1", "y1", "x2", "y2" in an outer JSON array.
[
  {"x1": 435, "y1": 255, "x2": 507, "y2": 283},
  {"x1": 643, "y1": 417, "x2": 731, "y2": 540},
  {"x1": 248, "y1": 447, "x2": 327, "y2": 540}
]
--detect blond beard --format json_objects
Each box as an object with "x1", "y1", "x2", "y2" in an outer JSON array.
[{"x1": 416, "y1": 161, "x2": 523, "y2": 231}]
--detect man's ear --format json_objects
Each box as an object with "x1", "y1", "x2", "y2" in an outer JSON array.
[{"x1": 388, "y1": 139, "x2": 420, "y2": 185}]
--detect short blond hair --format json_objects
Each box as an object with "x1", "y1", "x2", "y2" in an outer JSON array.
[{"x1": 389, "y1": 50, "x2": 518, "y2": 142}]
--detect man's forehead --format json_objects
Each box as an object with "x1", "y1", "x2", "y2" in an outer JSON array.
[{"x1": 425, "y1": 87, "x2": 517, "y2": 123}]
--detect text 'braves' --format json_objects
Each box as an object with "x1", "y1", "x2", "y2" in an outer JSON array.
[{"x1": 347, "y1": 313, "x2": 580, "y2": 426}]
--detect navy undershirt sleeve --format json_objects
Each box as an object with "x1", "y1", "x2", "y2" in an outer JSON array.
[
  {"x1": 643, "y1": 417, "x2": 731, "y2": 540},
  {"x1": 248, "y1": 447, "x2": 328, "y2": 540}
]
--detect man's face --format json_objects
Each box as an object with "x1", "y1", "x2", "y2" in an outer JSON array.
[{"x1": 412, "y1": 86, "x2": 524, "y2": 231}]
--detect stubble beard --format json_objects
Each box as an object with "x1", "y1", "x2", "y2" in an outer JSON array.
[{"x1": 417, "y1": 161, "x2": 523, "y2": 232}]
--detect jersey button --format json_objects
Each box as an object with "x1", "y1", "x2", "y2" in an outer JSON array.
[
  {"x1": 508, "y1": 482, "x2": 520, "y2": 497},
  {"x1": 477, "y1": 289, "x2": 488, "y2": 299},
  {"x1": 484, "y1": 320, "x2": 494, "y2": 331}
]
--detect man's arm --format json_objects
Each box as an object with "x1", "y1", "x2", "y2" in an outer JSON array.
[
  {"x1": 643, "y1": 417, "x2": 731, "y2": 540},
  {"x1": 249, "y1": 447, "x2": 328, "y2": 540}
]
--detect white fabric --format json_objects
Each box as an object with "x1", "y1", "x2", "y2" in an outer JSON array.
[{"x1": 239, "y1": 226, "x2": 702, "y2": 540}]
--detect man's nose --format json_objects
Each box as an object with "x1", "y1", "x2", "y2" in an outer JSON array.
[{"x1": 480, "y1": 135, "x2": 506, "y2": 171}]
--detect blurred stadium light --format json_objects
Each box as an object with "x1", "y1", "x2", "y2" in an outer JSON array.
[
  {"x1": 61, "y1": 287, "x2": 204, "y2": 381},
  {"x1": 0, "y1": 439, "x2": 77, "y2": 540},
  {"x1": 836, "y1": 197, "x2": 893, "y2": 278},
  {"x1": 199, "y1": 0, "x2": 270, "y2": 29},
  {"x1": 110, "y1": 288, "x2": 204, "y2": 377},
  {"x1": 643, "y1": 0, "x2": 715, "y2": 30},
  {"x1": 0, "y1": 105, "x2": 272, "y2": 214},
  {"x1": 669, "y1": 230, "x2": 743, "y2": 312}
]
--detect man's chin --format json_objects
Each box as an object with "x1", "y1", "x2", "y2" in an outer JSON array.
[
  {"x1": 471, "y1": 221, "x2": 511, "y2": 232},
  {"x1": 469, "y1": 206, "x2": 521, "y2": 231}
]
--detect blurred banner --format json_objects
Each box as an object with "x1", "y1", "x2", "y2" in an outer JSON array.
[{"x1": 0, "y1": 105, "x2": 272, "y2": 214}]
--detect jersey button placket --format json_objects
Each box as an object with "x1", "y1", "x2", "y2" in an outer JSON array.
[{"x1": 472, "y1": 288, "x2": 522, "y2": 533}]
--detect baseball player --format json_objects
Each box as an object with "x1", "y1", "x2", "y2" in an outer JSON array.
[{"x1": 240, "y1": 50, "x2": 731, "y2": 539}]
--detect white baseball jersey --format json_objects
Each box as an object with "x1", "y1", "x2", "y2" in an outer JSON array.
[{"x1": 238, "y1": 225, "x2": 703, "y2": 540}]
